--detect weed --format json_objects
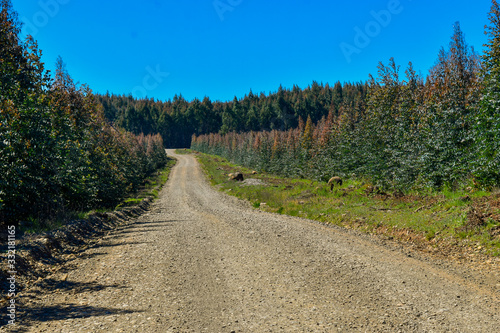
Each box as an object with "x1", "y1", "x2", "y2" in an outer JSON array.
[{"x1": 425, "y1": 230, "x2": 436, "y2": 241}]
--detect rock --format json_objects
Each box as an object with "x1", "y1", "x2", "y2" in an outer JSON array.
[
  {"x1": 229, "y1": 172, "x2": 244, "y2": 181},
  {"x1": 328, "y1": 176, "x2": 342, "y2": 191}
]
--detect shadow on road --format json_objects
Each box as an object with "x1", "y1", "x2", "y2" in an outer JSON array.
[{"x1": 1, "y1": 279, "x2": 142, "y2": 332}]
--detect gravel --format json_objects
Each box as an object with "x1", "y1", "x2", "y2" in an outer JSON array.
[{"x1": 3, "y1": 149, "x2": 499, "y2": 332}]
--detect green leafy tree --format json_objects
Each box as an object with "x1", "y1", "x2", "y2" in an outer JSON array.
[
  {"x1": 0, "y1": 0, "x2": 53, "y2": 223},
  {"x1": 1, "y1": 1, "x2": 168, "y2": 225}
]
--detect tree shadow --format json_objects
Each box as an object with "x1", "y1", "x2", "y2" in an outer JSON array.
[
  {"x1": 1, "y1": 279, "x2": 142, "y2": 331},
  {"x1": 104, "y1": 220, "x2": 181, "y2": 237},
  {"x1": 21, "y1": 278, "x2": 130, "y2": 297},
  {"x1": 109, "y1": 228, "x2": 164, "y2": 235},
  {"x1": 89, "y1": 241, "x2": 152, "y2": 249},
  {"x1": 131, "y1": 220, "x2": 187, "y2": 226},
  {"x1": 5, "y1": 304, "x2": 142, "y2": 332}
]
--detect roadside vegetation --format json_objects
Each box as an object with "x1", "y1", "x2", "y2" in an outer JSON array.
[
  {"x1": 194, "y1": 151, "x2": 500, "y2": 257},
  {"x1": 19, "y1": 157, "x2": 175, "y2": 235},
  {"x1": 0, "y1": 1, "x2": 169, "y2": 230}
]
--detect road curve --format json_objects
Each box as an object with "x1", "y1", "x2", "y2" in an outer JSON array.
[{"x1": 11, "y1": 150, "x2": 500, "y2": 332}]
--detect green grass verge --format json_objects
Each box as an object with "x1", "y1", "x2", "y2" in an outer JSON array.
[
  {"x1": 195, "y1": 151, "x2": 500, "y2": 257},
  {"x1": 174, "y1": 148, "x2": 195, "y2": 154}
]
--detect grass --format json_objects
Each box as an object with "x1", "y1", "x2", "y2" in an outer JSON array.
[
  {"x1": 195, "y1": 151, "x2": 500, "y2": 258},
  {"x1": 19, "y1": 158, "x2": 176, "y2": 235},
  {"x1": 174, "y1": 148, "x2": 194, "y2": 154}
]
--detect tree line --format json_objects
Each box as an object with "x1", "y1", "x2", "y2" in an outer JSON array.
[
  {"x1": 193, "y1": 2, "x2": 500, "y2": 192},
  {"x1": 0, "y1": 0, "x2": 168, "y2": 226},
  {"x1": 97, "y1": 81, "x2": 368, "y2": 148}
]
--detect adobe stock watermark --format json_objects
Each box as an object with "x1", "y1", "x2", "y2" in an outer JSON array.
[
  {"x1": 213, "y1": 0, "x2": 243, "y2": 21},
  {"x1": 339, "y1": 0, "x2": 407, "y2": 63},
  {"x1": 21, "y1": 0, "x2": 70, "y2": 37},
  {"x1": 5, "y1": 225, "x2": 17, "y2": 326},
  {"x1": 132, "y1": 65, "x2": 170, "y2": 99}
]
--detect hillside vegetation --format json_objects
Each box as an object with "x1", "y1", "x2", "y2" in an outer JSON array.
[
  {"x1": 0, "y1": 1, "x2": 168, "y2": 227},
  {"x1": 97, "y1": 81, "x2": 366, "y2": 148},
  {"x1": 192, "y1": 8, "x2": 500, "y2": 192}
]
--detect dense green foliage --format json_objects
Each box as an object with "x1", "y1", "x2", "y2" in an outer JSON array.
[
  {"x1": 0, "y1": 1, "x2": 168, "y2": 225},
  {"x1": 192, "y1": 19, "x2": 494, "y2": 191},
  {"x1": 475, "y1": 0, "x2": 500, "y2": 186},
  {"x1": 97, "y1": 82, "x2": 367, "y2": 148}
]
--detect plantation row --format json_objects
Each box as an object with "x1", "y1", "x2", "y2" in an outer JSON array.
[
  {"x1": 192, "y1": 10, "x2": 500, "y2": 191},
  {"x1": 0, "y1": 2, "x2": 168, "y2": 225},
  {"x1": 97, "y1": 80, "x2": 367, "y2": 148}
]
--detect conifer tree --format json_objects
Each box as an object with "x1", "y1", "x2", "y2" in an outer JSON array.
[
  {"x1": 475, "y1": 0, "x2": 500, "y2": 185},
  {"x1": 421, "y1": 22, "x2": 481, "y2": 187},
  {"x1": 301, "y1": 115, "x2": 313, "y2": 151}
]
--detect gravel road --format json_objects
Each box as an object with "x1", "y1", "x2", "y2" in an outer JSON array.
[{"x1": 8, "y1": 150, "x2": 499, "y2": 332}]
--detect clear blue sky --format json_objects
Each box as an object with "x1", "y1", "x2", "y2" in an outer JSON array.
[{"x1": 14, "y1": 0, "x2": 492, "y2": 102}]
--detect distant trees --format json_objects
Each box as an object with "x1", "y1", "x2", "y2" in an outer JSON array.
[
  {"x1": 193, "y1": 17, "x2": 500, "y2": 191},
  {"x1": 99, "y1": 2, "x2": 500, "y2": 191},
  {"x1": 0, "y1": 1, "x2": 168, "y2": 225},
  {"x1": 97, "y1": 82, "x2": 368, "y2": 148}
]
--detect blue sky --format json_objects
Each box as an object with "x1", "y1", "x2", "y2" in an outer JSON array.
[{"x1": 14, "y1": 0, "x2": 492, "y2": 102}]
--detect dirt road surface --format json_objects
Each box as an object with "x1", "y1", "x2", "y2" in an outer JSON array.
[{"x1": 5, "y1": 150, "x2": 499, "y2": 332}]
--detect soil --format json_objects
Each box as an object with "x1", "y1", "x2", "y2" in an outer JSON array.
[
  {"x1": 2, "y1": 149, "x2": 499, "y2": 332},
  {"x1": 240, "y1": 178, "x2": 268, "y2": 187}
]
